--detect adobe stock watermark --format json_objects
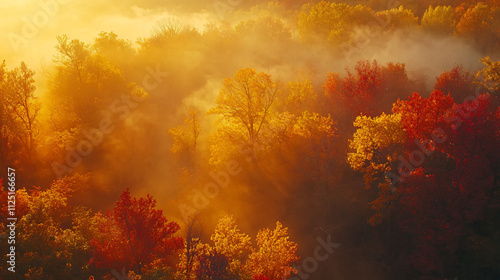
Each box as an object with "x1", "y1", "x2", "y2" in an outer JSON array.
[
  {"x1": 290, "y1": 235, "x2": 340, "y2": 280},
  {"x1": 178, "y1": 160, "x2": 242, "y2": 223},
  {"x1": 51, "y1": 64, "x2": 169, "y2": 178},
  {"x1": 385, "y1": 84, "x2": 486, "y2": 192},
  {"x1": 384, "y1": 127, "x2": 448, "y2": 191},
  {"x1": 8, "y1": 0, "x2": 72, "y2": 52},
  {"x1": 177, "y1": 137, "x2": 270, "y2": 223},
  {"x1": 340, "y1": 0, "x2": 401, "y2": 64},
  {"x1": 109, "y1": 268, "x2": 130, "y2": 280}
]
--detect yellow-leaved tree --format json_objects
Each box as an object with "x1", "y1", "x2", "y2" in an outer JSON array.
[
  {"x1": 246, "y1": 221, "x2": 299, "y2": 279},
  {"x1": 347, "y1": 113, "x2": 405, "y2": 225},
  {"x1": 421, "y1": 5, "x2": 456, "y2": 34},
  {"x1": 348, "y1": 112, "x2": 405, "y2": 185},
  {"x1": 291, "y1": 110, "x2": 337, "y2": 181},
  {"x1": 13, "y1": 175, "x2": 101, "y2": 279},
  {"x1": 376, "y1": 6, "x2": 418, "y2": 30},
  {"x1": 0, "y1": 61, "x2": 39, "y2": 170},
  {"x1": 476, "y1": 56, "x2": 500, "y2": 97},
  {"x1": 211, "y1": 215, "x2": 253, "y2": 277},
  {"x1": 297, "y1": 1, "x2": 373, "y2": 44},
  {"x1": 455, "y1": 2, "x2": 497, "y2": 50},
  {"x1": 169, "y1": 108, "x2": 201, "y2": 155},
  {"x1": 176, "y1": 237, "x2": 212, "y2": 280},
  {"x1": 208, "y1": 68, "x2": 280, "y2": 165},
  {"x1": 168, "y1": 108, "x2": 201, "y2": 171},
  {"x1": 284, "y1": 79, "x2": 317, "y2": 114}
]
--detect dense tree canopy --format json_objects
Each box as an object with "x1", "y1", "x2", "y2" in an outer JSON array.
[{"x1": 1, "y1": 1, "x2": 500, "y2": 279}]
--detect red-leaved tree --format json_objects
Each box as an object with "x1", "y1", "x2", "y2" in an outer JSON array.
[
  {"x1": 395, "y1": 93, "x2": 499, "y2": 275},
  {"x1": 90, "y1": 189, "x2": 183, "y2": 273},
  {"x1": 434, "y1": 65, "x2": 476, "y2": 102},
  {"x1": 392, "y1": 90, "x2": 455, "y2": 142},
  {"x1": 324, "y1": 60, "x2": 414, "y2": 117}
]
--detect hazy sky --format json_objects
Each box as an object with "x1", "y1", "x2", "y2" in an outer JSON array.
[
  {"x1": 0, "y1": 0, "x2": 487, "y2": 94},
  {"x1": 0, "y1": 0, "x2": 214, "y2": 70}
]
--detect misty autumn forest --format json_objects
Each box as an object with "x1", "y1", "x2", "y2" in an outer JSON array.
[{"x1": 0, "y1": 0, "x2": 499, "y2": 279}]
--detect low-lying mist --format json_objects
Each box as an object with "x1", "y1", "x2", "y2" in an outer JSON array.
[{"x1": 2, "y1": 0, "x2": 499, "y2": 279}]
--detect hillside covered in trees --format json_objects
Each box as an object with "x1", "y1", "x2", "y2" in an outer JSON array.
[{"x1": 0, "y1": 0, "x2": 499, "y2": 279}]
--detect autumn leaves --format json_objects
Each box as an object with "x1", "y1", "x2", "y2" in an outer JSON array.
[
  {"x1": 179, "y1": 215, "x2": 299, "y2": 279},
  {"x1": 298, "y1": 1, "x2": 500, "y2": 54},
  {"x1": 208, "y1": 68, "x2": 280, "y2": 165},
  {"x1": 344, "y1": 59, "x2": 499, "y2": 273},
  {"x1": 203, "y1": 54, "x2": 498, "y2": 277},
  {"x1": 0, "y1": 177, "x2": 300, "y2": 279}
]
